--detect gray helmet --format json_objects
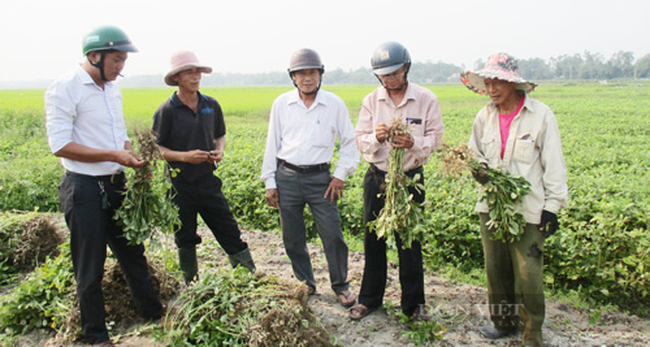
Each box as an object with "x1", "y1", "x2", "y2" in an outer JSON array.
[
  {"x1": 370, "y1": 42, "x2": 411, "y2": 75},
  {"x1": 288, "y1": 48, "x2": 325, "y2": 74}
]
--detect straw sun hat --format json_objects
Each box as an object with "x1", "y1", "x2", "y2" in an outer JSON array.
[
  {"x1": 164, "y1": 50, "x2": 213, "y2": 86},
  {"x1": 460, "y1": 52, "x2": 537, "y2": 95}
]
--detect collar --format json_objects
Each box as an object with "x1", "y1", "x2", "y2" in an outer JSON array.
[
  {"x1": 487, "y1": 93, "x2": 535, "y2": 114},
  {"x1": 75, "y1": 65, "x2": 110, "y2": 89},
  {"x1": 287, "y1": 88, "x2": 328, "y2": 108},
  {"x1": 170, "y1": 91, "x2": 208, "y2": 108},
  {"x1": 377, "y1": 83, "x2": 416, "y2": 107}
]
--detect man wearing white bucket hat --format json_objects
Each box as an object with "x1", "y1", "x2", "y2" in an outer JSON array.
[
  {"x1": 153, "y1": 50, "x2": 255, "y2": 284},
  {"x1": 462, "y1": 53, "x2": 568, "y2": 347}
]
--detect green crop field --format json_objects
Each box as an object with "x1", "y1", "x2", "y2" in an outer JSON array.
[{"x1": 1, "y1": 82, "x2": 649, "y2": 317}]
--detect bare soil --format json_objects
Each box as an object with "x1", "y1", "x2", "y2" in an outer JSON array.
[
  {"x1": 17, "y1": 225, "x2": 650, "y2": 346},
  {"x1": 187, "y1": 228, "x2": 650, "y2": 346}
]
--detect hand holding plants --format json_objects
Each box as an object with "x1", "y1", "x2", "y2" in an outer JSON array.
[
  {"x1": 440, "y1": 143, "x2": 531, "y2": 243},
  {"x1": 114, "y1": 129, "x2": 180, "y2": 245},
  {"x1": 369, "y1": 117, "x2": 426, "y2": 250}
]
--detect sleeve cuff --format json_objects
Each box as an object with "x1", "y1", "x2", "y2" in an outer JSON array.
[{"x1": 264, "y1": 178, "x2": 277, "y2": 190}]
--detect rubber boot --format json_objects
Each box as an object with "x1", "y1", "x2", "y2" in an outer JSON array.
[
  {"x1": 228, "y1": 247, "x2": 256, "y2": 273},
  {"x1": 178, "y1": 246, "x2": 198, "y2": 284}
]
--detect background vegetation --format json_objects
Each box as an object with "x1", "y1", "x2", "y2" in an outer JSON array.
[
  {"x1": 110, "y1": 50, "x2": 650, "y2": 88},
  {"x1": 1, "y1": 82, "x2": 648, "y2": 317}
]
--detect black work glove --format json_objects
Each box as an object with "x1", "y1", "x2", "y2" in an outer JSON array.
[
  {"x1": 540, "y1": 210, "x2": 559, "y2": 237},
  {"x1": 471, "y1": 163, "x2": 489, "y2": 185}
]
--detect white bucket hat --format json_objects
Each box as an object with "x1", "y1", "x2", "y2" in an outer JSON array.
[
  {"x1": 164, "y1": 50, "x2": 213, "y2": 86},
  {"x1": 460, "y1": 53, "x2": 536, "y2": 94}
]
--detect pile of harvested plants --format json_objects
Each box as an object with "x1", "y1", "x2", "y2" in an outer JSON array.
[
  {"x1": 114, "y1": 129, "x2": 179, "y2": 245},
  {"x1": 369, "y1": 117, "x2": 427, "y2": 249},
  {"x1": 0, "y1": 211, "x2": 62, "y2": 284},
  {"x1": 160, "y1": 268, "x2": 333, "y2": 346},
  {"x1": 440, "y1": 143, "x2": 531, "y2": 243}
]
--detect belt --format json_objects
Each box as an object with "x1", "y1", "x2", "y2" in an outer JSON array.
[
  {"x1": 278, "y1": 159, "x2": 330, "y2": 174},
  {"x1": 65, "y1": 170, "x2": 125, "y2": 181},
  {"x1": 369, "y1": 163, "x2": 422, "y2": 176}
]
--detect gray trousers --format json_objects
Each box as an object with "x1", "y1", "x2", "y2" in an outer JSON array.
[{"x1": 276, "y1": 165, "x2": 350, "y2": 293}]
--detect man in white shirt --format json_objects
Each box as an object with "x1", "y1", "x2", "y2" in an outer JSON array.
[
  {"x1": 45, "y1": 25, "x2": 162, "y2": 347},
  {"x1": 261, "y1": 48, "x2": 359, "y2": 307}
]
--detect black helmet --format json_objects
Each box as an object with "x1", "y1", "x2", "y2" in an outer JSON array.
[
  {"x1": 370, "y1": 42, "x2": 411, "y2": 75},
  {"x1": 288, "y1": 48, "x2": 325, "y2": 74}
]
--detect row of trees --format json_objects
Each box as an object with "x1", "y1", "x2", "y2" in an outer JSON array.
[
  {"x1": 517, "y1": 50, "x2": 650, "y2": 80},
  {"x1": 118, "y1": 50, "x2": 650, "y2": 88}
]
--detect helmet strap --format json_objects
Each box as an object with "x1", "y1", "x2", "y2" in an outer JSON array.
[
  {"x1": 87, "y1": 52, "x2": 108, "y2": 82},
  {"x1": 290, "y1": 70, "x2": 323, "y2": 96}
]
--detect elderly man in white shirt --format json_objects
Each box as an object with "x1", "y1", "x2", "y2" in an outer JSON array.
[
  {"x1": 261, "y1": 48, "x2": 359, "y2": 308},
  {"x1": 45, "y1": 26, "x2": 163, "y2": 347}
]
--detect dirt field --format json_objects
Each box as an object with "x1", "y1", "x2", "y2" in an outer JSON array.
[{"x1": 15, "y1": 226, "x2": 650, "y2": 346}]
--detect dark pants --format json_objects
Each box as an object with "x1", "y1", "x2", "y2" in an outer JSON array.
[
  {"x1": 171, "y1": 174, "x2": 248, "y2": 255},
  {"x1": 357, "y1": 165, "x2": 425, "y2": 315},
  {"x1": 59, "y1": 172, "x2": 162, "y2": 345}
]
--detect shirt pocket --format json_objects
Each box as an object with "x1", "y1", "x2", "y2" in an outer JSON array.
[
  {"x1": 514, "y1": 133, "x2": 536, "y2": 164},
  {"x1": 406, "y1": 117, "x2": 424, "y2": 136},
  {"x1": 312, "y1": 124, "x2": 334, "y2": 148}
]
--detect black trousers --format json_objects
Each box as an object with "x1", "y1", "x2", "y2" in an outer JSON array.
[
  {"x1": 59, "y1": 172, "x2": 162, "y2": 344},
  {"x1": 358, "y1": 165, "x2": 426, "y2": 315},
  {"x1": 171, "y1": 174, "x2": 248, "y2": 255}
]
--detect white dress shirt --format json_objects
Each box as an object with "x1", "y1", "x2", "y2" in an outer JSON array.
[
  {"x1": 45, "y1": 66, "x2": 129, "y2": 176},
  {"x1": 261, "y1": 89, "x2": 359, "y2": 190}
]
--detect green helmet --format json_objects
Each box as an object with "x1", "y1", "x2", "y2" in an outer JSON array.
[{"x1": 82, "y1": 25, "x2": 138, "y2": 55}]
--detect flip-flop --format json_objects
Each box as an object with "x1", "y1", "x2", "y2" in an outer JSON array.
[
  {"x1": 348, "y1": 303, "x2": 376, "y2": 320},
  {"x1": 336, "y1": 290, "x2": 356, "y2": 308}
]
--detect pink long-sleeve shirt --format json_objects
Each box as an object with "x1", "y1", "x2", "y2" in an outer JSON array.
[{"x1": 355, "y1": 83, "x2": 444, "y2": 172}]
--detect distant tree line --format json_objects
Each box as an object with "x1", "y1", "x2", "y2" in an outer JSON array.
[
  {"x1": 116, "y1": 50, "x2": 650, "y2": 88},
  {"x1": 516, "y1": 50, "x2": 650, "y2": 80}
]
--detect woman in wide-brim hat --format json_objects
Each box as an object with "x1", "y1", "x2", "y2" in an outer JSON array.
[{"x1": 463, "y1": 53, "x2": 568, "y2": 347}]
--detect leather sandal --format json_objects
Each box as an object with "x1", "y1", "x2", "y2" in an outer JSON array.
[
  {"x1": 336, "y1": 290, "x2": 356, "y2": 308},
  {"x1": 349, "y1": 303, "x2": 377, "y2": 321}
]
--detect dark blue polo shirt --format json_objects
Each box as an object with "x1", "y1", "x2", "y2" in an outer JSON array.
[{"x1": 152, "y1": 91, "x2": 226, "y2": 182}]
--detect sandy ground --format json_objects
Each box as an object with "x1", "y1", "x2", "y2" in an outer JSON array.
[
  {"x1": 198, "y1": 228, "x2": 650, "y2": 347},
  {"x1": 12, "y1": 225, "x2": 650, "y2": 346}
]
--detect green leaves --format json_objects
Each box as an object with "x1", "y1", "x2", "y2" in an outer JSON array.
[
  {"x1": 159, "y1": 269, "x2": 333, "y2": 346},
  {"x1": 440, "y1": 144, "x2": 531, "y2": 243},
  {"x1": 0, "y1": 242, "x2": 74, "y2": 337},
  {"x1": 369, "y1": 118, "x2": 428, "y2": 250},
  {"x1": 478, "y1": 164, "x2": 531, "y2": 243},
  {"x1": 114, "y1": 129, "x2": 180, "y2": 245}
]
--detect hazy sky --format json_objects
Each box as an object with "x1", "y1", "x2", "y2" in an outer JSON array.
[{"x1": 2, "y1": 0, "x2": 649, "y2": 84}]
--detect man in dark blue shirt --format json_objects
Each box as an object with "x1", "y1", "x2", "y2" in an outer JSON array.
[{"x1": 152, "y1": 50, "x2": 255, "y2": 283}]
